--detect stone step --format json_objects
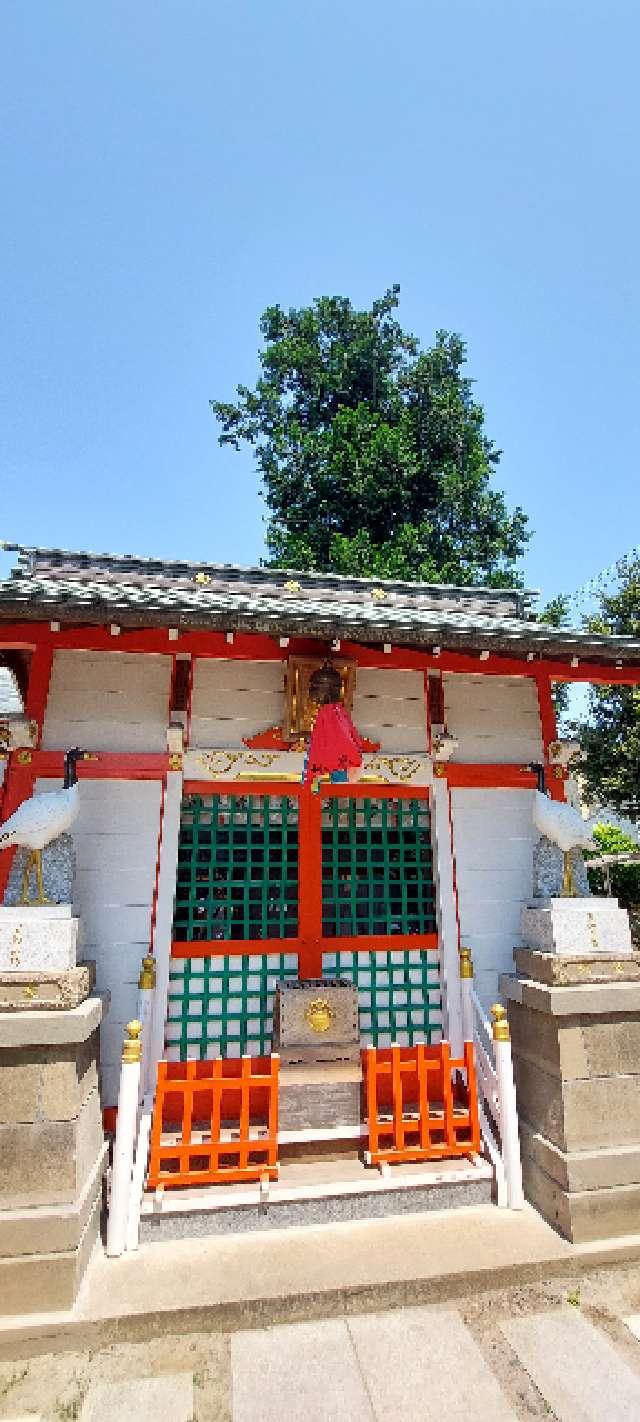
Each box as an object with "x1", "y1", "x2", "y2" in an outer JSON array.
[
  {"x1": 140, "y1": 1156, "x2": 492, "y2": 1242},
  {"x1": 501, "y1": 1307, "x2": 640, "y2": 1421},
  {"x1": 231, "y1": 1311, "x2": 517, "y2": 1422}
]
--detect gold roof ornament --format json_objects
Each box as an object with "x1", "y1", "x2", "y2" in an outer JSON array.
[
  {"x1": 370, "y1": 587, "x2": 387, "y2": 601},
  {"x1": 283, "y1": 579, "x2": 301, "y2": 593},
  {"x1": 194, "y1": 572, "x2": 211, "y2": 585}
]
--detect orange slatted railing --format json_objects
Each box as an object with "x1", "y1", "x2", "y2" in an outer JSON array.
[
  {"x1": 146, "y1": 1054, "x2": 279, "y2": 1189},
  {"x1": 364, "y1": 1041, "x2": 480, "y2": 1166}
]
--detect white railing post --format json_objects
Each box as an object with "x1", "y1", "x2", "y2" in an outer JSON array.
[
  {"x1": 137, "y1": 955, "x2": 156, "y2": 1098},
  {"x1": 459, "y1": 946, "x2": 474, "y2": 1042},
  {"x1": 491, "y1": 1004, "x2": 524, "y2": 1210},
  {"x1": 106, "y1": 1021, "x2": 142, "y2": 1258}
]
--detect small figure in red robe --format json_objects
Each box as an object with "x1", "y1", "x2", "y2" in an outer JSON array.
[{"x1": 304, "y1": 701, "x2": 365, "y2": 783}]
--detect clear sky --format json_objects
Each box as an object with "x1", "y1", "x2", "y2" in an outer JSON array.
[{"x1": 1, "y1": 1, "x2": 639, "y2": 612}]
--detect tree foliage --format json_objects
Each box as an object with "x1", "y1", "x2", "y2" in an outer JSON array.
[
  {"x1": 586, "y1": 824, "x2": 640, "y2": 905},
  {"x1": 211, "y1": 286, "x2": 529, "y2": 585},
  {"x1": 579, "y1": 558, "x2": 640, "y2": 818}
]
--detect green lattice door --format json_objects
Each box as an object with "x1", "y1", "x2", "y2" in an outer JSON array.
[{"x1": 166, "y1": 781, "x2": 441, "y2": 1058}]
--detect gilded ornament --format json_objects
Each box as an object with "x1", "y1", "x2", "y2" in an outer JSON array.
[
  {"x1": 194, "y1": 572, "x2": 211, "y2": 585},
  {"x1": 283, "y1": 579, "x2": 301, "y2": 593},
  {"x1": 370, "y1": 587, "x2": 387, "y2": 601},
  {"x1": 168, "y1": 753, "x2": 183, "y2": 772},
  {"x1": 304, "y1": 997, "x2": 334, "y2": 1033},
  {"x1": 491, "y1": 1003, "x2": 510, "y2": 1042},
  {"x1": 16, "y1": 749, "x2": 32, "y2": 765},
  {"x1": 122, "y1": 1020, "x2": 143, "y2": 1063}
]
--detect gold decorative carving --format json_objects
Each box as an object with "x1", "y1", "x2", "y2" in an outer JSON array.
[
  {"x1": 16, "y1": 749, "x2": 32, "y2": 765},
  {"x1": 283, "y1": 579, "x2": 301, "y2": 593},
  {"x1": 304, "y1": 998, "x2": 334, "y2": 1033},
  {"x1": 365, "y1": 755, "x2": 423, "y2": 784},
  {"x1": 168, "y1": 753, "x2": 183, "y2": 772},
  {"x1": 195, "y1": 750, "x2": 283, "y2": 779}
]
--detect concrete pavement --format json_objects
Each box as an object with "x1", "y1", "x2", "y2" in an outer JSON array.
[{"x1": 3, "y1": 1295, "x2": 640, "y2": 1419}]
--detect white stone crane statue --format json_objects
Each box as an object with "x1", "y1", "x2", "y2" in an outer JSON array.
[
  {"x1": 0, "y1": 748, "x2": 87, "y2": 905},
  {"x1": 531, "y1": 764, "x2": 594, "y2": 897}
]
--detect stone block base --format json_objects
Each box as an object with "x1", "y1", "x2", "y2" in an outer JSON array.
[
  {"x1": 505, "y1": 945, "x2": 640, "y2": 1242},
  {"x1": 520, "y1": 1123, "x2": 640, "y2": 1242},
  {"x1": 0, "y1": 960, "x2": 95, "y2": 1012},
  {"x1": 0, "y1": 995, "x2": 106, "y2": 1313},
  {"x1": 279, "y1": 1062, "x2": 363, "y2": 1132},
  {"x1": 0, "y1": 1149, "x2": 106, "y2": 1314}
]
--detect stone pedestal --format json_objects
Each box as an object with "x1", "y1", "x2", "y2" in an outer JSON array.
[
  {"x1": 501, "y1": 941, "x2": 640, "y2": 1242},
  {"x1": 0, "y1": 996, "x2": 107, "y2": 1315},
  {"x1": 521, "y1": 897, "x2": 632, "y2": 957},
  {"x1": 274, "y1": 980, "x2": 362, "y2": 1132},
  {"x1": 0, "y1": 904, "x2": 80, "y2": 973}
]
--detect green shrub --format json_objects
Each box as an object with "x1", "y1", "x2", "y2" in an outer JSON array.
[{"x1": 586, "y1": 824, "x2": 640, "y2": 905}]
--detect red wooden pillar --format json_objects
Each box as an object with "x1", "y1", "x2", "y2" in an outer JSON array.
[
  {"x1": 298, "y1": 786, "x2": 323, "y2": 979},
  {"x1": 0, "y1": 641, "x2": 54, "y2": 898},
  {"x1": 534, "y1": 671, "x2": 566, "y2": 802}
]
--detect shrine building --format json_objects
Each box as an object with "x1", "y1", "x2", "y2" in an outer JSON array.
[{"x1": 2, "y1": 541, "x2": 640, "y2": 1257}]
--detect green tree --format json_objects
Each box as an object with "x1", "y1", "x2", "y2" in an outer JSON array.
[
  {"x1": 579, "y1": 557, "x2": 640, "y2": 818},
  {"x1": 211, "y1": 286, "x2": 529, "y2": 585}
]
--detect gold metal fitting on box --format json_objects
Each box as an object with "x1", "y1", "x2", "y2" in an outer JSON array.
[{"x1": 304, "y1": 998, "x2": 334, "y2": 1033}]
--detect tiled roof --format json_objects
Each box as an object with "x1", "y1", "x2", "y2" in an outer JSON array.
[{"x1": 1, "y1": 543, "x2": 639, "y2": 666}]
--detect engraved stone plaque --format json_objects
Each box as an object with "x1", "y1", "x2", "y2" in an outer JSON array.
[{"x1": 0, "y1": 906, "x2": 79, "y2": 973}]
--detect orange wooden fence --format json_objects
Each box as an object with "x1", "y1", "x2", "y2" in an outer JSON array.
[
  {"x1": 146, "y1": 1054, "x2": 280, "y2": 1189},
  {"x1": 364, "y1": 1041, "x2": 480, "y2": 1166}
]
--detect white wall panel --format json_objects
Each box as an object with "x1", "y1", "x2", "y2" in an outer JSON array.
[
  {"x1": 443, "y1": 674, "x2": 542, "y2": 764},
  {"x1": 42, "y1": 651, "x2": 172, "y2": 752},
  {"x1": 36, "y1": 775, "x2": 163, "y2": 1107},
  {"x1": 450, "y1": 788, "x2": 536, "y2": 1009},
  {"x1": 190, "y1": 658, "x2": 285, "y2": 748},
  {"x1": 353, "y1": 667, "x2": 426, "y2": 753}
]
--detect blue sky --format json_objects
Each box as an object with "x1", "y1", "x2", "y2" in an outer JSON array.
[{"x1": 1, "y1": 1, "x2": 639, "y2": 614}]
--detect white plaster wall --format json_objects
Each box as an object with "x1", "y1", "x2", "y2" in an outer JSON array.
[
  {"x1": 190, "y1": 660, "x2": 427, "y2": 753},
  {"x1": 42, "y1": 650, "x2": 172, "y2": 752},
  {"x1": 37, "y1": 776, "x2": 163, "y2": 1108},
  {"x1": 450, "y1": 788, "x2": 537, "y2": 1010},
  {"x1": 353, "y1": 668, "x2": 426, "y2": 752},
  {"x1": 443, "y1": 674, "x2": 542, "y2": 763},
  {"x1": 190, "y1": 658, "x2": 285, "y2": 748}
]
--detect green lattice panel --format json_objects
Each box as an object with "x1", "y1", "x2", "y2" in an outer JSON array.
[
  {"x1": 173, "y1": 793, "x2": 299, "y2": 942},
  {"x1": 321, "y1": 796, "x2": 436, "y2": 938},
  {"x1": 322, "y1": 948, "x2": 442, "y2": 1047},
  {"x1": 165, "y1": 952, "x2": 299, "y2": 1060}
]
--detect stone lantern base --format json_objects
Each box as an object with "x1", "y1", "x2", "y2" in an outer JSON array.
[
  {"x1": 0, "y1": 996, "x2": 107, "y2": 1316},
  {"x1": 501, "y1": 944, "x2": 640, "y2": 1242}
]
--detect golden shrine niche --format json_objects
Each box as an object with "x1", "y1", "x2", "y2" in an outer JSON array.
[{"x1": 284, "y1": 655, "x2": 356, "y2": 745}]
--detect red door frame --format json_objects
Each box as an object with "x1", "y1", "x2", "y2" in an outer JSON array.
[{"x1": 172, "y1": 780, "x2": 439, "y2": 978}]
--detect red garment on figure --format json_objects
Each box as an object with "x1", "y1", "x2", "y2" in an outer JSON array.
[{"x1": 304, "y1": 703, "x2": 366, "y2": 783}]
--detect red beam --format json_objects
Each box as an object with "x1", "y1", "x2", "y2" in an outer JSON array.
[
  {"x1": 437, "y1": 764, "x2": 538, "y2": 789},
  {"x1": 2, "y1": 621, "x2": 640, "y2": 684}
]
